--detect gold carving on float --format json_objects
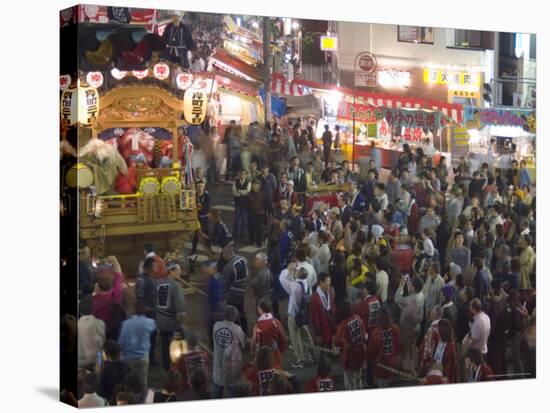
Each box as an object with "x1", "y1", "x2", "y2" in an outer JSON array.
[{"x1": 99, "y1": 95, "x2": 175, "y2": 121}]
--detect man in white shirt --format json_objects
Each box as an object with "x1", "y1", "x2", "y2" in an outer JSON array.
[
  {"x1": 463, "y1": 298, "x2": 491, "y2": 355},
  {"x1": 77, "y1": 297, "x2": 105, "y2": 370},
  {"x1": 373, "y1": 256, "x2": 389, "y2": 303},
  {"x1": 421, "y1": 229, "x2": 435, "y2": 258},
  {"x1": 395, "y1": 276, "x2": 424, "y2": 371},
  {"x1": 295, "y1": 246, "x2": 317, "y2": 289},
  {"x1": 279, "y1": 264, "x2": 315, "y2": 368}
]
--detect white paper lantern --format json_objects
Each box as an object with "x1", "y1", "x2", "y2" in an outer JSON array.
[
  {"x1": 176, "y1": 73, "x2": 193, "y2": 90},
  {"x1": 153, "y1": 63, "x2": 170, "y2": 80},
  {"x1": 60, "y1": 74, "x2": 72, "y2": 90},
  {"x1": 133, "y1": 69, "x2": 149, "y2": 80},
  {"x1": 183, "y1": 88, "x2": 208, "y2": 125},
  {"x1": 86, "y1": 71, "x2": 104, "y2": 88},
  {"x1": 111, "y1": 68, "x2": 127, "y2": 80},
  {"x1": 60, "y1": 80, "x2": 99, "y2": 127}
]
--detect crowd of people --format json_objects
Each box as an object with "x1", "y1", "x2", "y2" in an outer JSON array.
[{"x1": 73, "y1": 118, "x2": 536, "y2": 406}]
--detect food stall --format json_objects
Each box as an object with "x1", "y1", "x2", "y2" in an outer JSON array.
[{"x1": 464, "y1": 106, "x2": 536, "y2": 181}]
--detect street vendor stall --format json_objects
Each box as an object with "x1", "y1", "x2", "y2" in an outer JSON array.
[{"x1": 463, "y1": 107, "x2": 536, "y2": 180}]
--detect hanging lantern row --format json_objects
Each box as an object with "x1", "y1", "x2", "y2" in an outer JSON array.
[{"x1": 60, "y1": 79, "x2": 100, "y2": 127}]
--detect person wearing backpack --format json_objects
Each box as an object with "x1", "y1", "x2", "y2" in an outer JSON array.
[{"x1": 279, "y1": 264, "x2": 315, "y2": 368}]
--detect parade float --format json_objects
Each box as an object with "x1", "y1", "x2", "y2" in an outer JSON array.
[{"x1": 61, "y1": 78, "x2": 201, "y2": 271}]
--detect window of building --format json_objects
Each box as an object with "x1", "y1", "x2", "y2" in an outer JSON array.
[
  {"x1": 397, "y1": 26, "x2": 434, "y2": 44},
  {"x1": 451, "y1": 30, "x2": 494, "y2": 50}
]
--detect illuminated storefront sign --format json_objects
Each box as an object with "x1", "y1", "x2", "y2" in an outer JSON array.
[
  {"x1": 423, "y1": 68, "x2": 480, "y2": 86},
  {"x1": 320, "y1": 36, "x2": 338, "y2": 51},
  {"x1": 377, "y1": 69, "x2": 411, "y2": 88},
  {"x1": 337, "y1": 101, "x2": 383, "y2": 123}
]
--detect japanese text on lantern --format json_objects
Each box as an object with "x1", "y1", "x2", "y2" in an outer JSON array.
[{"x1": 191, "y1": 93, "x2": 204, "y2": 124}]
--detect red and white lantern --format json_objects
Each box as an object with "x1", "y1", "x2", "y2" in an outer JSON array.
[
  {"x1": 86, "y1": 71, "x2": 104, "y2": 88},
  {"x1": 176, "y1": 73, "x2": 194, "y2": 90},
  {"x1": 153, "y1": 63, "x2": 170, "y2": 80},
  {"x1": 111, "y1": 68, "x2": 127, "y2": 80},
  {"x1": 60, "y1": 74, "x2": 72, "y2": 90},
  {"x1": 132, "y1": 69, "x2": 149, "y2": 80}
]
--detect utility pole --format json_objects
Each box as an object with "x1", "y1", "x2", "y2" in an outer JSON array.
[
  {"x1": 263, "y1": 16, "x2": 272, "y2": 127},
  {"x1": 493, "y1": 32, "x2": 500, "y2": 107}
]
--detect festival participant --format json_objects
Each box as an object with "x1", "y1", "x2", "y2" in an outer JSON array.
[
  {"x1": 251, "y1": 253, "x2": 272, "y2": 308},
  {"x1": 153, "y1": 370, "x2": 182, "y2": 403},
  {"x1": 118, "y1": 301, "x2": 157, "y2": 389},
  {"x1": 221, "y1": 245, "x2": 250, "y2": 334},
  {"x1": 434, "y1": 319, "x2": 458, "y2": 383},
  {"x1": 232, "y1": 169, "x2": 251, "y2": 241},
  {"x1": 212, "y1": 305, "x2": 246, "y2": 398},
  {"x1": 367, "y1": 307, "x2": 401, "y2": 388},
  {"x1": 310, "y1": 272, "x2": 337, "y2": 348},
  {"x1": 172, "y1": 331, "x2": 209, "y2": 393},
  {"x1": 178, "y1": 370, "x2": 211, "y2": 401},
  {"x1": 462, "y1": 298, "x2": 491, "y2": 358},
  {"x1": 136, "y1": 257, "x2": 158, "y2": 364},
  {"x1": 247, "y1": 180, "x2": 265, "y2": 247},
  {"x1": 78, "y1": 297, "x2": 106, "y2": 372},
  {"x1": 191, "y1": 181, "x2": 211, "y2": 255},
  {"x1": 98, "y1": 340, "x2": 129, "y2": 404},
  {"x1": 395, "y1": 276, "x2": 424, "y2": 372},
  {"x1": 79, "y1": 372, "x2": 106, "y2": 408},
  {"x1": 304, "y1": 354, "x2": 335, "y2": 393},
  {"x1": 92, "y1": 256, "x2": 123, "y2": 328},
  {"x1": 139, "y1": 243, "x2": 166, "y2": 279},
  {"x1": 251, "y1": 299, "x2": 287, "y2": 368},
  {"x1": 355, "y1": 279, "x2": 382, "y2": 338},
  {"x1": 334, "y1": 300, "x2": 368, "y2": 390},
  {"x1": 243, "y1": 346, "x2": 293, "y2": 396},
  {"x1": 464, "y1": 347, "x2": 495, "y2": 382},
  {"x1": 155, "y1": 262, "x2": 186, "y2": 371},
  {"x1": 422, "y1": 262, "x2": 445, "y2": 320},
  {"x1": 418, "y1": 305, "x2": 443, "y2": 375},
  {"x1": 422, "y1": 363, "x2": 447, "y2": 385},
  {"x1": 279, "y1": 265, "x2": 315, "y2": 368}
]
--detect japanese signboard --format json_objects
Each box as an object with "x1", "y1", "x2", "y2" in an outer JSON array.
[
  {"x1": 451, "y1": 127, "x2": 470, "y2": 160},
  {"x1": 378, "y1": 69, "x2": 411, "y2": 88},
  {"x1": 355, "y1": 52, "x2": 377, "y2": 87},
  {"x1": 337, "y1": 101, "x2": 383, "y2": 123},
  {"x1": 464, "y1": 106, "x2": 536, "y2": 133},
  {"x1": 423, "y1": 68, "x2": 481, "y2": 86},
  {"x1": 378, "y1": 119, "x2": 423, "y2": 142},
  {"x1": 320, "y1": 36, "x2": 338, "y2": 51},
  {"x1": 383, "y1": 108, "x2": 451, "y2": 129},
  {"x1": 184, "y1": 88, "x2": 208, "y2": 125}
]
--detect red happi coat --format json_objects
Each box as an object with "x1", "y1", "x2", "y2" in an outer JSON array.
[
  {"x1": 418, "y1": 321, "x2": 441, "y2": 374},
  {"x1": 172, "y1": 349, "x2": 210, "y2": 392},
  {"x1": 334, "y1": 315, "x2": 368, "y2": 371},
  {"x1": 433, "y1": 340, "x2": 458, "y2": 383},
  {"x1": 367, "y1": 324, "x2": 401, "y2": 380},
  {"x1": 354, "y1": 294, "x2": 382, "y2": 337},
  {"x1": 243, "y1": 366, "x2": 292, "y2": 396},
  {"x1": 468, "y1": 363, "x2": 495, "y2": 382},
  {"x1": 304, "y1": 375, "x2": 335, "y2": 392},
  {"x1": 309, "y1": 288, "x2": 337, "y2": 346},
  {"x1": 253, "y1": 314, "x2": 288, "y2": 368},
  {"x1": 423, "y1": 370, "x2": 447, "y2": 385}
]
